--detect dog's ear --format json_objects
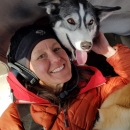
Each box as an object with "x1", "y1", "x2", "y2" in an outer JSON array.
[
  {"x1": 95, "y1": 6, "x2": 121, "y2": 22},
  {"x1": 38, "y1": 0, "x2": 61, "y2": 15}
]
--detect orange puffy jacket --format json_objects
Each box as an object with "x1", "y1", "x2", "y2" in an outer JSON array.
[{"x1": 1, "y1": 44, "x2": 130, "y2": 130}]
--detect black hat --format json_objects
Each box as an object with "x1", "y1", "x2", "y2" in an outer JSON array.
[
  {"x1": 13, "y1": 25, "x2": 57, "y2": 68},
  {"x1": 7, "y1": 24, "x2": 58, "y2": 84}
]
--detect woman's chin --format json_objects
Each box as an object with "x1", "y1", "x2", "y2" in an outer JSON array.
[{"x1": 60, "y1": 73, "x2": 72, "y2": 83}]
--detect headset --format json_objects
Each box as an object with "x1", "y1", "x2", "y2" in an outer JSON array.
[{"x1": 7, "y1": 52, "x2": 39, "y2": 85}]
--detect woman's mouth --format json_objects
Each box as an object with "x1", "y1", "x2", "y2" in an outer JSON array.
[{"x1": 51, "y1": 64, "x2": 65, "y2": 73}]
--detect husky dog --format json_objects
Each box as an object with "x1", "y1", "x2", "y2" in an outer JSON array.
[
  {"x1": 38, "y1": 0, "x2": 121, "y2": 65},
  {"x1": 93, "y1": 83, "x2": 130, "y2": 130}
]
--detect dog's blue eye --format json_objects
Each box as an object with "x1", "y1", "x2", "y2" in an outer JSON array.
[
  {"x1": 88, "y1": 19, "x2": 94, "y2": 25},
  {"x1": 67, "y1": 18, "x2": 75, "y2": 25}
]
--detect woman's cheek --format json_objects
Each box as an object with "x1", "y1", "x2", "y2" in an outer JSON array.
[
  {"x1": 60, "y1": 51, "x2": 69, "y2": 61},
  {"x1": 36, "y1": 61, "x2": 49, "y2": 74}
]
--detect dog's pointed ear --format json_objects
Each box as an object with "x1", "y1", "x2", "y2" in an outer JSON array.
[
  {"x1": 38, "y1": 0, "x2": 61, "y2": 15},
  {"x1": 95, "y1": 6, "x2": 121, "y2": 22}
]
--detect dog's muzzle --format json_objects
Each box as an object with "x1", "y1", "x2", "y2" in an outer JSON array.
[{"x1": 80, "y1": 41, "x2": 92, "y2": 50}]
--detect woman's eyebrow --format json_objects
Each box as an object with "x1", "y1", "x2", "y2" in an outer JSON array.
[
  {"x1": 52, "y1": 42, "x2": 60, "y2": 47},
  {"x1": 33, "y1": 42, "x2": 59, "y2": 55},
  {"x1": 33, "y1": 49, "x2": 43, "y2": 56}
]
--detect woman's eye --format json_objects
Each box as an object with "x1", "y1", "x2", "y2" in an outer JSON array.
[
  {"x1": 38, "y1": 54, "x2": 45, "y2": 59},
  {"x1": 88, "y1": 19, "x2": 94, "y2": 25},
  {"x1": 67, "y1": 18, "x2": 75, "y2": 25},
  {"x1": 54, "y1": 48, "x2": 61, "y2": 52}
]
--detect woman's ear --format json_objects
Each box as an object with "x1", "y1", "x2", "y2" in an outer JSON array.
[{"x1": 39, "y1": 80, "x2": 45, "y2": 86}]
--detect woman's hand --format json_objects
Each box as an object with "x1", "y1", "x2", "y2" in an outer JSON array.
[{"x1": 92, "y1": 31, "x2": 116, "y2": 58}]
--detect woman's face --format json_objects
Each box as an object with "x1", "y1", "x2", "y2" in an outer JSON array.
[{"x1": 30, "y1": 38, "x2": 72, "y2": 88}]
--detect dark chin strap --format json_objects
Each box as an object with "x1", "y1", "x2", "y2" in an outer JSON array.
[{"x1": 59, "y1": 63, "x2": 79, "y2": 99}]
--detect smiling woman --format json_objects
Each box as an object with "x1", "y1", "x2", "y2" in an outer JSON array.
[
  {"x1": 1, "y1": 24, "x2": 130, "y2": 130},
  {"x1": 30, "y1": 39, "x2": 72, "y2": 89},
  {"x1": 6, "y1": 24, "x2": 78, "y2": 104}
]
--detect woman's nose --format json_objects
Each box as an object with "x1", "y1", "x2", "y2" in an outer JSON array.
[{"x1": 49, "y1": 52, "x2": 61, "y2": 63}]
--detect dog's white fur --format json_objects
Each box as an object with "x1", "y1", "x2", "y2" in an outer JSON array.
[
  {"x1": 53, "y1": 3, "x2": 97, "y2": 57},
  {"x1": 93, "y1": 83, "x2": 130, "y2": 130}
]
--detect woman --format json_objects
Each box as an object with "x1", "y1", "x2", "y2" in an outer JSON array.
[{"x1": 0, "y1": 24, "x2": 130, "y2": 130}]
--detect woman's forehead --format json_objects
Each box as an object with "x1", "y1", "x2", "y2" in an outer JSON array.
[{"x1": 32, "y1": 39, "x2": 60, "y2": 53}]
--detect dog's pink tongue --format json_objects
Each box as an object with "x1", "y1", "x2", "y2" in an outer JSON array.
[{"x1": 76, "y1": 50, "x2": 87, "y2": 65}]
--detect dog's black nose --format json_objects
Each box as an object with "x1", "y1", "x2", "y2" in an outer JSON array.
[{"x1": 80, "y1": 41, "x2": 92, "y2": 50}]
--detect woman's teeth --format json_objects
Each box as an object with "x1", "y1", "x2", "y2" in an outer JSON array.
[{"x1": 52, "y1": 65, "x2": 64, "y2": 73}]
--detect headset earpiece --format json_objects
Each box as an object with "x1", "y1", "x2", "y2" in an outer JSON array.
[{"x1": 8, "y1": 62, "x2": 39, "y2": 85}]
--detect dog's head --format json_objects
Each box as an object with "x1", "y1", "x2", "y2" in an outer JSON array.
[{"x1": 38, "y1": 0, "x2": 121, "y2": 65}]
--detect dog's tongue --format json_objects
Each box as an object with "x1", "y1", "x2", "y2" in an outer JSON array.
[{"x1": 76, "y1": 50, "x2": 88, "y2": 65}]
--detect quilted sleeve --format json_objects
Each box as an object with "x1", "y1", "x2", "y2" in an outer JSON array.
[
  {"x1": 100, "y1": 44, "x2": 130, "y2": 102},
  {"x1": 0, "y1": 102, "x2": 24, "y2": 130},
  {"x1": 107, "y1": 44, "x2": 130, "y2": 83}
]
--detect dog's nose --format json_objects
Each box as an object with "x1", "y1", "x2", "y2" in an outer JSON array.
[{"x1": 80, "y1": 41, "x2": 92, "y2": 50}]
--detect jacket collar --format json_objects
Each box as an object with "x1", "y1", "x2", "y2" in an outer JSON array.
[
  {"x1": 7, "y1": 72, "x2": 49, "y2": 104},
  {"x1": 7, "y1": 66, "x2": 106, "y2": 104},
  {"x1": 78, "y1": 66, "x2": 106, "y2": 94}
]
